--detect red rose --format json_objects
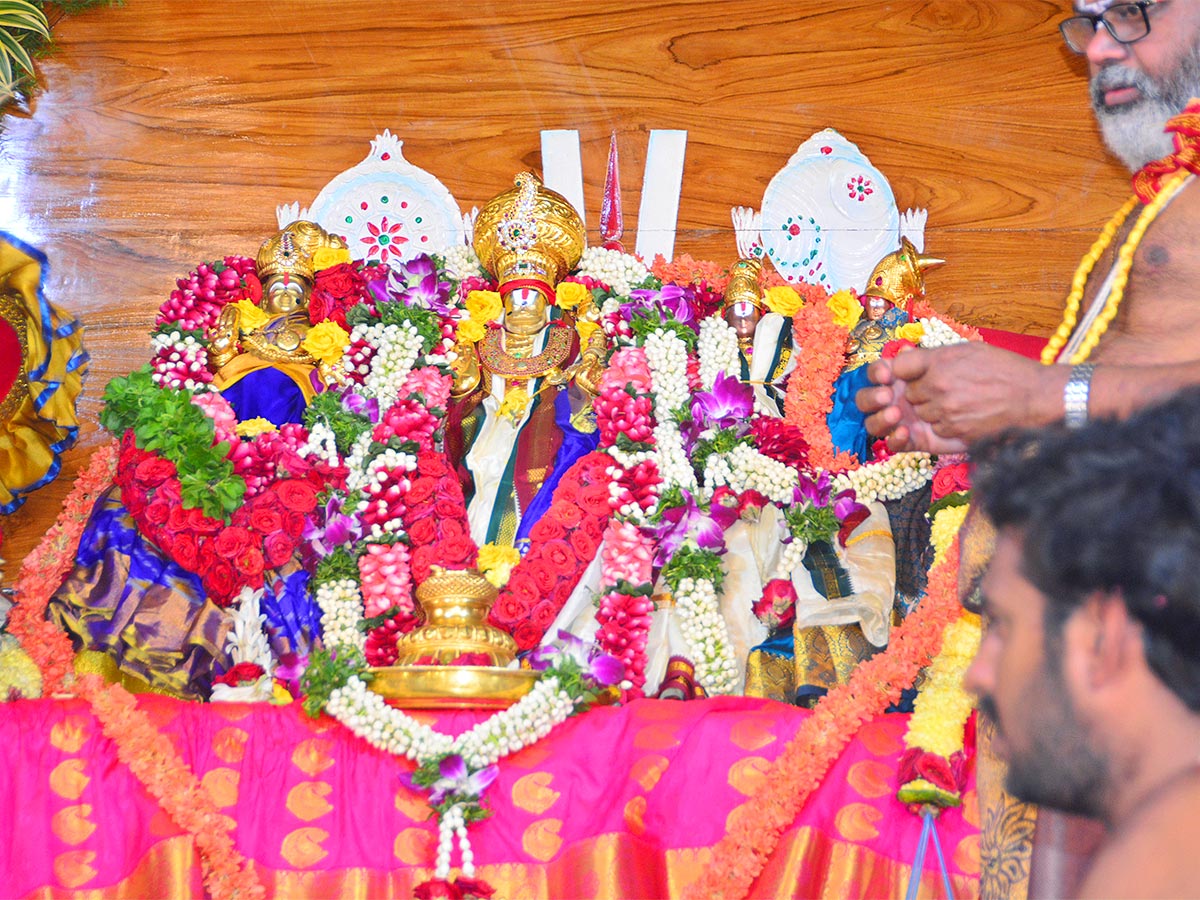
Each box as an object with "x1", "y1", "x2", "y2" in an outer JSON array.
[
  {"x1": 410, "y1": 545, "x2": 435, "y2": 583},
  {"x1": 172, "y1": 532, "x2": 201, "y2": 571},
  {"x1": 167, "y1": 504, "x2": 190, "y2": 534},
  {"x1": 548, "y1": 500, "x2": 584, "y2": 529},
  {"x1": 453, "y1": 878, "x2": 496, "y2": 899},
  {"x1": 434, "y1": 499, "x2": 467, "y2": 521},
  {"x1": 581, "y1": 514, "x2": 605, "y2": 541},
  {"x1": 157, "y1": 479, "x2": 182, "y2": 504},
  {"x1": 135, "y1": 455, "x2": 176, "y2": 488},
  {"x1": 249, "y1": 506, "x2": 284, "y2": 535},
  {"x1": 882, "y1": 339, "x2": 917, "y2": 360},
  {"x1": 264, "y1": 531, "x2": 294, "y2": 569},
  {"x1": 417, "y1": 451, "x2": 449, "y2": 479},
  {"x1": 205, "y1": 562, "x2": 239, "y2": 606},
  {"x1": 407, "y1": 516, "x2": 438, "y2": 548},
  {"x1": 528, "y1": 516, "x2": 565, "y2": 543},
  {"x1": 285, "y1": 511, "x2": 307, "y2": 539},
  {"x1": 438, "y1": 536, "x2": 478, "y2": 567},
  {"x1": 529, "y1": 560, "x2": 557, "y2": 593},
  {"x1": 550, "y1": 581, "x2": 575, "y2": 605},
  {"x1": 553, "y1": 477, "x2": 581, "y2": 503},
  {"x1": 215, "y1": 526, "x2": 254, "y2": 559},
  {"x1": 405, "y1": 477, "x2": 437, "y2": 506},
  {"x1": 236, "y1": 545, "x2": 266, "y2": 579},
  {"x1": 569, "y1": 528, "x2": 599, "y2": 562},
  {"x1": 276, "y1": 480, "x2": 318, "y2": 513},
  {"x1": 531, "y1": 601, "x2": 559, "y2": 629},
  {"x1": 197, "y1": 540, "x2": 218, "y2": 573},
  {"x1": 931, "y1": 462, "x2": 972, "y2": 501},
  {"x1": 512, "y1": 621, "x2": 542, "y2": 651},
  {"x1": 753, "y1": 578, "x2": 798, "y2": 631},
  {"x1": 438, "y1": 516, "x2": 466, "y2": 541},
  {"x1": 542, "y1": 539, "x2": 577, "y2": 571},
  {"x1": 213, "y1": 661, "x2": 266, "y2": 687},
  {"x1": 870, "y1": 439, "x2": 893, "y2": 464},
  {"x1": 144, "y1": 499, "x2": 171, "y2": 527},
  {"x1": 307, "y1": 288, "x2": 336, "y2": 325},
  {"x1": 188, "y1": 507, "x2": 223, "y2": 536},
  {"x1": 506, "y1": 573, "x2": 541, "y2": 606},
  {"x1": 413, "y1": 879, "x2": 462, "y2": 900},
  {"x1": 579, "y1": 483, "x2": 611, "y2": 517},
  {"x1": 492, "y1": 592, "x2": 527, "y2": 622}
]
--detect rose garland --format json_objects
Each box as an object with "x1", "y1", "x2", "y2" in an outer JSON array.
[{"x1": 686, "y1": 537, "x2": 963, "y2": 900}]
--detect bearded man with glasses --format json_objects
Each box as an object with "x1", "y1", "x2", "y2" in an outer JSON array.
[{"x1": 858, "y1": 0, "x2": 1200, "y2": 454}]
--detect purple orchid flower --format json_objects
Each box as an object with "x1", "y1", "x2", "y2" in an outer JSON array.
[
  {"x1": 424, "y1": 754, "x2": 499, "y2": 805},
  {"x1": 388, "y1": 255, "x2": 453, "y2": 315},
  {"x1": 529, "y1": 630, "x2": 624, "y2": 686},
  {"x1": 627, "y1": 284, "x2": 697, "y2": 328},
  {"x1": 342, "y1": 391, "x2": 381, "y2": 423},
  {"x1": 691, "y1": 371, "x2": 754, "y2": 434},
  {"x1": 304, "y1": 495, "x2": 363, "y2": 557},
  {"x1": 654, "y1": 490, "x2": 739, "y2": 566},
  {"x1": 793, "y1": 469, "x2": 833, "y2": 508},
  {"x1": 833, "y1": 488, "x2": 864, "y2": 521}
]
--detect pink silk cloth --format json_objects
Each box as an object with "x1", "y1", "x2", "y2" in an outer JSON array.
[{"x1": 1, "y1": 694, "x2": 979, "y2": 898}]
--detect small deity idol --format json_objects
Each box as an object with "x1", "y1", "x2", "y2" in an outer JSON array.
[
  {"x1": 208, "y1": 221, "x2": 349, "y2": 425},
  {"x1": 447, "y1": 173, "x2": 603, "y2": 550},
  {"x1": 829, "y1": 237, "x2": 944, "y2": 461}
]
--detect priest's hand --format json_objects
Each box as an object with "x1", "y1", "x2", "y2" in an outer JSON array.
[{"x1": 857, "y1": 343, "x2": 1062, "y2": 453}]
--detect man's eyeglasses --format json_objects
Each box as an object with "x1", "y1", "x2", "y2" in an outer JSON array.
[{"x1": 1059, "y1": 2, "x2": 1162, "y2": 54}]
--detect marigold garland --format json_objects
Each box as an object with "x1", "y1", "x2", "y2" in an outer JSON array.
[
  {"x1": 686, "y1": 538, "x2": 963, "y2": 900},
  {"x1": 8, "y1": 443, "x2": 118, "y2": 695},
  {"x1": 783, "y1": 299, "x2": 858, "y2": 471}
]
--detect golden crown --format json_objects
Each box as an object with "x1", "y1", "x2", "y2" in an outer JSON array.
[
  {"x1": 256, "y1": 221, "x2": 348, "y2": 283},
  {"x1": 472, "y1": 173, "x2": 586, "y2": 294},
  {"x1": 862, "y1": 237, "x2": 944, "y2": 308}
]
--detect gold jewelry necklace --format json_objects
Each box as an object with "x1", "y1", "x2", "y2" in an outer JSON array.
[
  {"x1": 477, "y1": 325, "x2": 573, "y2": 380},
  {"x1": 1041, "y1": 170, "x2": 1193, "y2": 366}
]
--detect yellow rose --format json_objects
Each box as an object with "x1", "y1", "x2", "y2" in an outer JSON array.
[
  {"x1": 896, "y1": 322, "x2": 925, "y2": 344},
  {"x1": 302, "y1": 320, "x2": 350, "y2": 366},
  {"x1": 312, "y1": 247, "x2": 351, "y2": 272},
  {"x1": 235, "y1": 417, "x2": 278, "y2": 438},
  {"x1": 826, "y1": 290, "x2": 863, "y2": 330},
  {"x1": 555, "y1": 281, "x2": 590, "y2": 311},
  {"x1": 575, "y1": 319, "x2": 601, "y2": 345},
  {"x1": 466, "y1": 290, "x2": 503, "y2": 324},
  {"x1": 498, "y1": 386, "x2": 531, "y2": 424},
  {"x1": 457, "y1": 318, "x2": 486, "y2": 344},
  {"x1": 763, "y1": 285, "x2": 803, "y2": 317},
  {"x1": 234, "y1": 298, "x2": 270, "y2": 332}
]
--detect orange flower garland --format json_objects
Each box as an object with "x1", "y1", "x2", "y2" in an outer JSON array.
[
  {"x1": 686, "y1": 538, "x2": 963, "y2": 900},
  {"x1": 9, "y1": 444, "x2": 264, "y2": 900},
  {"x1": 8, "y1": 442, "x2": 118, "y2": 694},
  {"x1": 649, "y1": 254, "x2": 804, "y2": 294},
  {"x1": 78, "y1": 674, "x2": 266, "y2": 900},
  {"x1": 783, "y1": 299, "x2": 859, "y2": 471}
]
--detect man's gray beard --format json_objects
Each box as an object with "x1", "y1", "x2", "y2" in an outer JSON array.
[{"x1": 1091, "y1": 46, "x2": 1200, "y2": 171}]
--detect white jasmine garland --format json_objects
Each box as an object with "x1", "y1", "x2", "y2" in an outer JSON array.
[
  {"x1": 151, "y1": 331, "x2": 214, "y2": 392},
  {"x1": 709, "y1": 443, "x2": 798, "y2": 504},
  {"x1": 440, "y1": 243, "x2": 486, "y2": 282},
  {"x1": 674, "y1": 576, "x2": 739, "y2": 695},
  {"x1": 315, "y1": 578, "x2": 366, "y2": 653},
  {"x1": 349, "y1": 321, "x2": 425, "y2": 408},
  {"x1": 918, "y1": 317, "x2": 968, "y2": 350},
  {"x1": 697, "y1": 317, "x2": 741, "y2": 391},
  {"x1": 297, "y1": 420, "x2": 341, "y2": 469},
  {"x1": 832, "y1": 452, "x2": 934, "y2": 504},
  {"x1": 577, "y1": 246, "x2": 651, "y2": 296},
  {"x1": 773, "y1": 537, "x2": 809, "y2": 581},
  {"x1": 644, "y1": 329, "x2": 697, "y2": 491}
]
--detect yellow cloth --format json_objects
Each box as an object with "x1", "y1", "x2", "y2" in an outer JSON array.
[{"x1": 0, "y1": 237, "x2": 87, "y2": 511}]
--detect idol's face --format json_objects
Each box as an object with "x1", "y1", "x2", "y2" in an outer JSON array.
[
  {"x1": 503, "y1": 286, "x2": 549, "y2": 336},
  {"x1": 1077, "y1": 1, "x2": 1200, "y2": 169},
  {"x1": 964, "y1": 530, "x2": 1111, "y2": 817}
]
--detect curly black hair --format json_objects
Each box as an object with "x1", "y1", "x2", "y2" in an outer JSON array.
[{"x1": 972, "y1": 386, "x2": 1200, "y2": 711}]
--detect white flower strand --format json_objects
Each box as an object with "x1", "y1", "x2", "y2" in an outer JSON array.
[
  {"x1": 350, "y1": 321, "x2": 425, "y2": 409},
  {"x1": 674, "y1": 576, "x2": 739, "y2": 695},
  {"x1": 705, "y1": 443, "x2": 798, "y2": 505},
  {"x1": 832, "y1": 452, "x2": 934, "y2": 504},
  {"x1": 577, "y1": 246, "x2": 651, "y2": 296},
  {"x1": 441, "y1": 243, "x2": 485, "y2": 282},
  {"x1": 773, "y1": 537, "x2": 809, "y2": 581},
  {"x1": 918, "y1": 317, "x2": 968, "y2": 350},
  {"x1": 697, "y1": 317, "x2": 741, "y2": 391},
  {"x1": 315, "y1": 578, "x2": 366, "y2": 653},
  {"x1": 297, "y1": 420, "x2": 340, "y2": 469},
  {"x1": 644, "y1": 329, "x2": 697, "y2": 491}
]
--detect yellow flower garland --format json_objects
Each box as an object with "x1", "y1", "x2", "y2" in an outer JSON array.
[{"x1": 1040, "y1": 170, "x2": 1192, "y2": 365}]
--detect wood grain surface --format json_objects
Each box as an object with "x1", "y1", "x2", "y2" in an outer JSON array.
[{"x1": 0, "y1": 0, "x2": 1131, "y2": 566}]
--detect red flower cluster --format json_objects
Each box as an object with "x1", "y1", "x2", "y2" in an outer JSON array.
[
  {"x1": 897, "y1": 747, "x2": 970, "y2": 798},
  {"x1": 403, "y1": 450, "x2": 479, "y2": 583},
  {"x1": 372, "y1": 397, "x2": 439, "y2": 454},
  {"x1": 212, "y1": 661, "x2": 266, "y2": 687},
  {"x1": 594, "y1": 383, "x2": 655, "y2": 447},
  {"x1": 596, "y1": 590, "x2": 653, "y2": 696},
  {"x1": 414, "y1": 876, "x2": 495, "y2": 899},
  {"x1": 750, "y1": 417, "x2": 812, "y2": 470},
  {"x1": 752, "y1": 578, "x2": 797, "y2": 631},
  {"x1": 489, "y1": 451, "x2": 613, "y2": 650},
  {"x1": 931, "y1": 461, "x2": 971, "y2": 501},
  {"x1": 117, "y1": 432, "x2": 325, "y2": 607},
  {"x1": 308, "y1": 261, "x2": 383, "y2": 329},
  {"x1": 157, "y1": 255, "x2": 259, "y2": 333}
]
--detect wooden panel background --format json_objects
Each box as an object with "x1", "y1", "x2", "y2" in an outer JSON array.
[{"x1": 0, "y1": 0, "x2": 1129, "y2": 566}]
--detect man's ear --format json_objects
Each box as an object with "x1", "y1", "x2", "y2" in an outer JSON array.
[{"x1": 1075, "y1": 591, "x2": 1141, "y2": 690}]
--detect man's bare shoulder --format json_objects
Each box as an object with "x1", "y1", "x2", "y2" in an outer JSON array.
[{"x1": 1077, "y1": 782, "x2": 1200, "y2": 899}]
